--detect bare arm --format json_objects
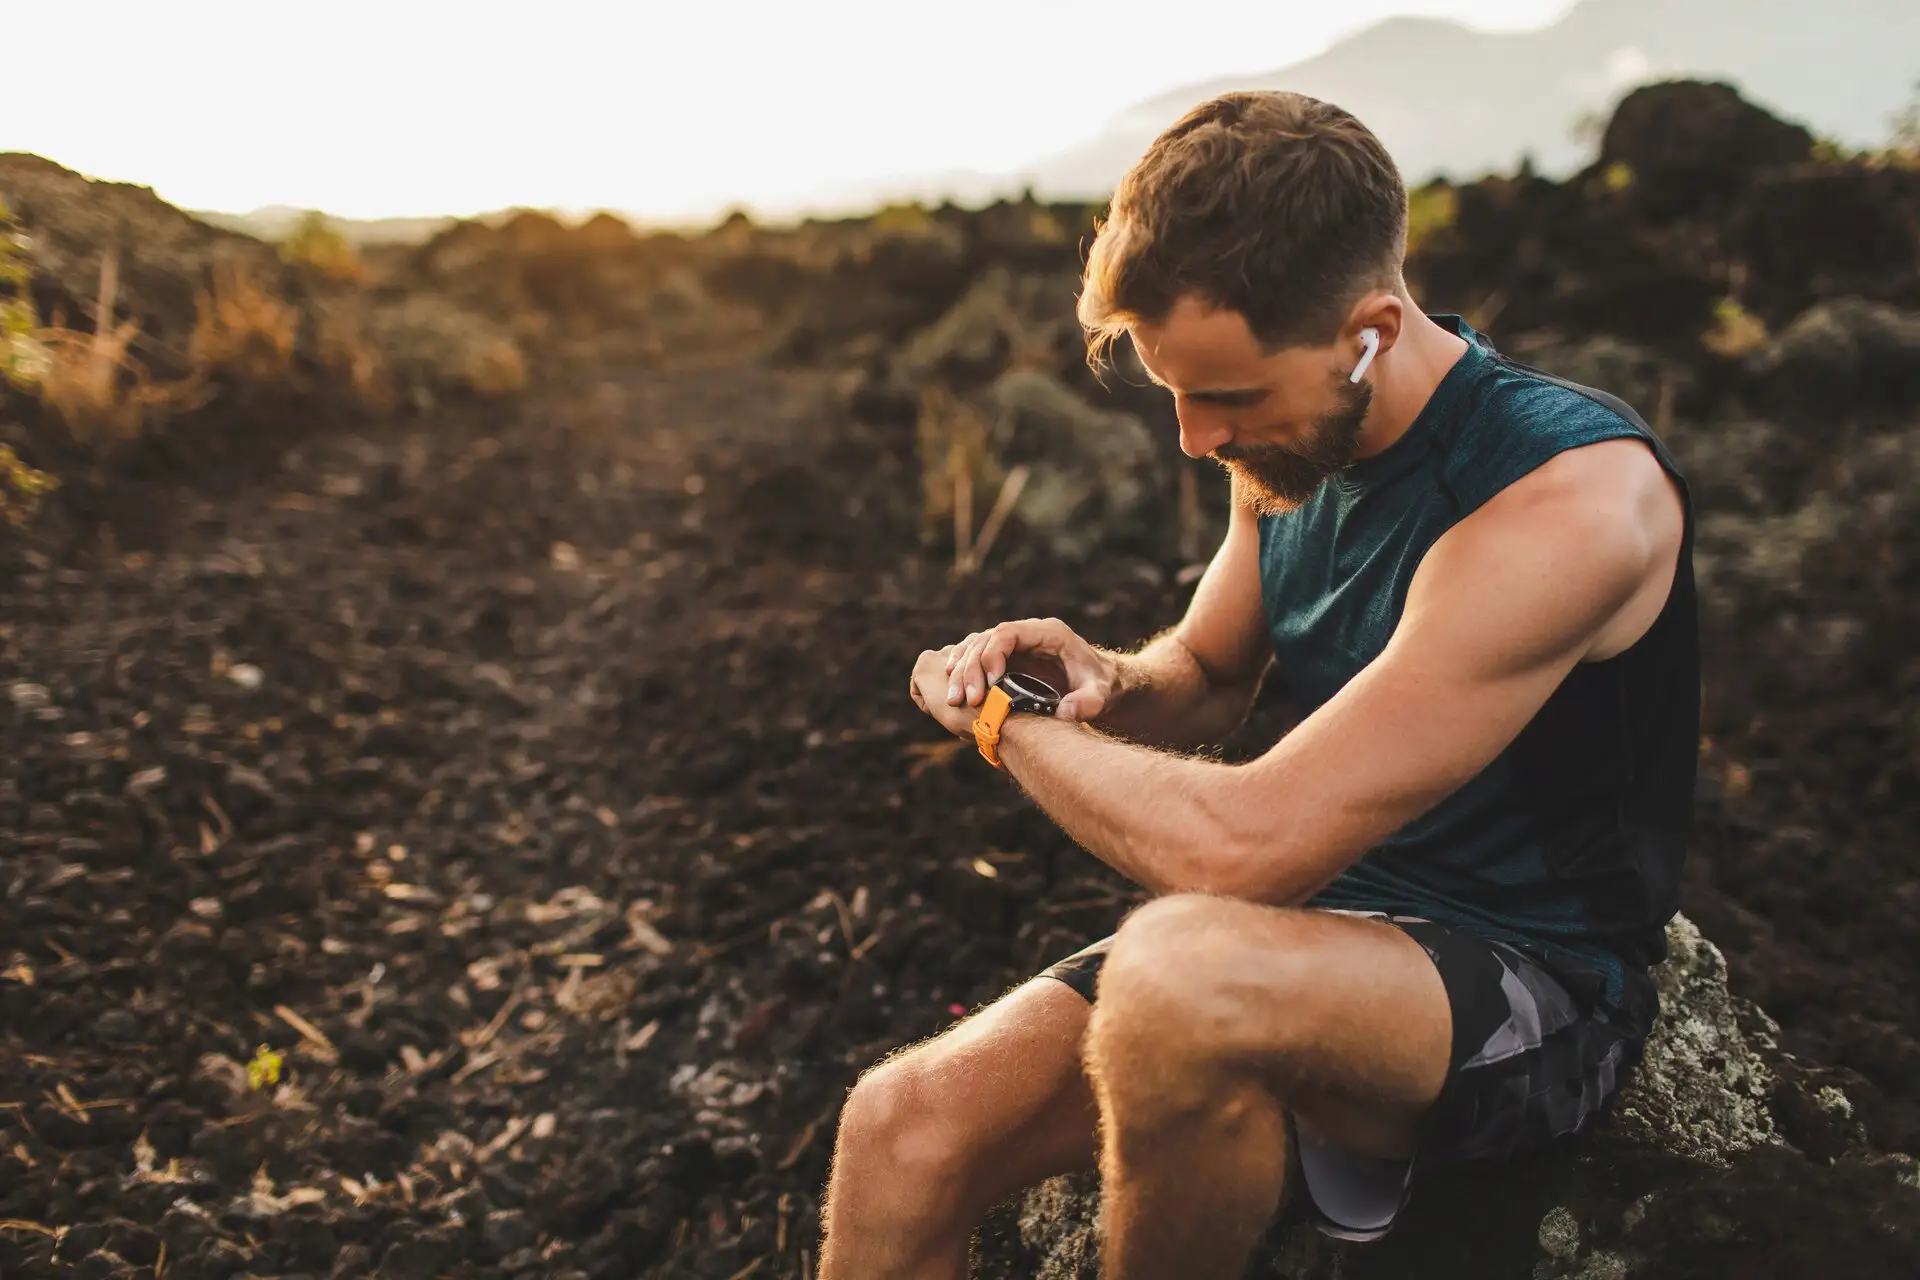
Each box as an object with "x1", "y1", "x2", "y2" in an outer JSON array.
[
  {"x1": 992, "y1": 440, "x2": 1684, "y2": 900},
  {"x1": 1096, "y1": 483, "x2": 1274, "y2": 750},
  {"x1": 944, "y1": 477, "x2": 1274, "y2": 752}
]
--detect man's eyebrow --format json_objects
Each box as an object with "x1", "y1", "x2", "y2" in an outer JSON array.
[
  {"x1": 1187, "y1": 388, "x2": 1269, "y2": 407},
  {"x1": 1138, "y1": 364, "x2": 1268, "y2": 407}
]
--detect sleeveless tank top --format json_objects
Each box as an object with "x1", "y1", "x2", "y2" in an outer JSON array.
[{"x1": 1260, "y1": 316, "x2": 1699, "y2": 1032}]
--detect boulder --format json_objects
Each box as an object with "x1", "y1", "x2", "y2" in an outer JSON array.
[
  {"x1": 984, "y1": 368, "x2": 1160, "y2": 561},
  {"x1": 1596, "y1": 82, "x2": 1813, "y2": 222},
  {"x1": 1744, "y1": 300, "x2": 1920, "y2": 419},
  {"x1": 986, "y1": 915, "x2": 1919, "y2": 1279},
  {"x1": 890, "y1": 266, "x2": 1084, "y2": 390}
]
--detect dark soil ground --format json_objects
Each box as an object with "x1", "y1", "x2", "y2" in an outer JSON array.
[
  {"x1": 0, "y1": 339, "x2": 1247, "y2": 1278},
  {"x1": 5, "y1": 139, "x2": 1920, "y2": 1275}
]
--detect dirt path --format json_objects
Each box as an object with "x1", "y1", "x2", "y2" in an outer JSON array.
[{"x1": 0, "y1": 352, "x2": 1206, "y2": 1279}]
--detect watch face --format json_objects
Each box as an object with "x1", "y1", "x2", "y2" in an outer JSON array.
[{"x1": 997, "y1": 672, "x2": 1061, "y2": 706}]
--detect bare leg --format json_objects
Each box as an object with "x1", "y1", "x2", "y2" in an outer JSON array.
[
  {"x1": 1086, "y1": 897, "x2": 1454, "y2": 1280},
  {"x1": 819, "y1": 976, "x2": 1099, "y2": 1280}
]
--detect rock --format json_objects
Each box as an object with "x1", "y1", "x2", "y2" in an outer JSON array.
[
  {"x1": 1744, "y1": 300, "x2": 1920, "y2": 419},
  {"x1": 892, "y1": 265, "x2": 1082, "y2": 389},
  {"x1": 1603, "y1": 913, "x2": 1779, "y2": 1164},
  {"x1": 989, "y1": 915, "x2": 1808, "y2": 1279},
  {"x1": 1596, "y1": 81, "x2": 1813, "y2": 221},
  {"x1": 984, "y1": 369, "x2": 1161, "y2": 561},
  {"x1": 1732, "y1": 165, "x2": 1920, "y2": 319}
]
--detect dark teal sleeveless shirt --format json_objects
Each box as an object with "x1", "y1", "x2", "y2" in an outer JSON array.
[{"x1": 1262, "y1": 316, "x2": 1698, "y2": 1031}]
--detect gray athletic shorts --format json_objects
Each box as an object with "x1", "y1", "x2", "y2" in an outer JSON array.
[{"x1": 1039, "y1": 908, "x2": 1646, "y2": 1242}]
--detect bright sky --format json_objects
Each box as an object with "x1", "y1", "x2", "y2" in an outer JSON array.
[{"x1": 7, "y1": 0, "x2": 1578, "y2": 224}]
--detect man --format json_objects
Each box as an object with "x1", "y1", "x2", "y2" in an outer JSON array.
[{"x1": 820, "y1": 90, "x2": 1697, "y2": 1279}]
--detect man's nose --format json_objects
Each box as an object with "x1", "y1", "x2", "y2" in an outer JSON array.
[{"x1": 1175, "y1": 401, "x2": 1232, "y2": 459}]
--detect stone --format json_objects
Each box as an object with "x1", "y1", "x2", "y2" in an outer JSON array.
[
  {"x1": 993, "y1": 914, "x2": 1795, "y2": 1278},
  {"x1": 984, "y1": 368, "x2": 1160, "y2": 561},
  {"x1": 1596, "y1": 81, "x2": 1813, "y2": 220},
  {"x1": 1745, "y1": 300, "x2": 1920, "y2": 418},
  {"x1": 1603, "y1": 913, "x2": 1780, "y2": 1164}
]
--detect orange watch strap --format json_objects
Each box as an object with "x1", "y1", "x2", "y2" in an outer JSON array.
[{"x1": 973, "y1": 685, "x2": 1013, "y2": 769}]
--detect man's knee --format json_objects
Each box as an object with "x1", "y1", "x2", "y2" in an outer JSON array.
[
  {"x1": 832, "y1": 1045, "x2": 973, "y2": 1214},
  {"x1": 1092, "y1": 895, "x2": 1316, "y2": 1072}
]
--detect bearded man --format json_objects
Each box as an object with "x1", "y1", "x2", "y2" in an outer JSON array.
[{"x1": 822, "y1": 89, "x2": 1697, "y2": 1280}]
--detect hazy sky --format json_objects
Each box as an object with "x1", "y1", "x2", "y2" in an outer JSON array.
[{"x1": 7, "y1": 0, "x2": 1578, "y2": 223}]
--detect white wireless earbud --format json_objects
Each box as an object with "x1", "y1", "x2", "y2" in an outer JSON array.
[{"x1": 1350, "y1": 327, "x2": 1381, "y2": 384}]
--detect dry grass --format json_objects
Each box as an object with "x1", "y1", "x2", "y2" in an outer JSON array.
[
  {"x1": 32, "y1": 251, "x2": 206, "y2": 443},
  {"x1": 314, "y1": 305, "x2": 393, "y2": 412},
  {"x1": 189, "y1": 258, "x2": 299, "y2": 386},
  {"x1": 915, "y1": 385, "x2": 1027, "y2": 576}
]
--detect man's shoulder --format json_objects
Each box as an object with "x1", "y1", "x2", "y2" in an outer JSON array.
[
  {"x1": 1475, "y1": 349, "x2": 1655, "y2": 436},
  {"x1": 1439, "y1": 348, "x2": 1673, "y2": 517}
]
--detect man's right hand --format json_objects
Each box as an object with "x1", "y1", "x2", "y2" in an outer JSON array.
[{"x1": 942, "y1": 618, "x2": 1117, "y2": 723}]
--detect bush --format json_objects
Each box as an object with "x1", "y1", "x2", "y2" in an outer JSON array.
[
  {"x1": 188, "y1": 257, "x2": 300, "y2": 387},
  {"x1": 1405, "y1": 182, "x2": 1458, "y2": 257},
  {"x1": 279, "y1": 210, "x2": 367, "y2": 283},
  {"x1": 33, "y1": 250, "x2": 206, "y2": 443},
  {"x1": 1, "y1": 198, "x2": 58, "y2": 526},
  {"x1": 0, "y1": 443, "x2": 57, "y2": 526}
]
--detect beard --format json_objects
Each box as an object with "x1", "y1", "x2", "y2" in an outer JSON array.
[{"x1": 1213, "y1": 379, "x2": 1373, "y2": 516}]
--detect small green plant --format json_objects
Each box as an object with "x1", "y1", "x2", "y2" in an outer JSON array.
[
  {"x1": 1, "y1": 198, "x2": 45, "y2": 386},
  {"x1": 246, "y1": 1044, "x2": 285, "y2": 1090},
  {"x1": 872, "y1": 201, "x2": 934, "y2": 233},
  {"x1": 1703, "y1": 297, "x2": 1769, "y2": 358},
  {"x1": 1405, "y1": 182, "x2": 1458, "y2": 256},
  {"x1": 0, "y1": 444, "x2": 58, "y2": 527},
  {"x1": 0, "y1": 199, "x2": 58, "y2": 528}
]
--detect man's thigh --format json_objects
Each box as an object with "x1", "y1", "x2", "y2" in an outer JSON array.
[{"x1": 1047, "y1": 899, "x2": 1455, "y2": 1161}]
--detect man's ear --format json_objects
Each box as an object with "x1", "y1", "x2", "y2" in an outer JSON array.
[{"x1": 1346, "y1": 292, "x2": 1405, "y2": 355}]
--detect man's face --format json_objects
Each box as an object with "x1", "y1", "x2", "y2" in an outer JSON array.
[{"x1": 1131, "y1": 297, "x2": 1372, "y2": 515}]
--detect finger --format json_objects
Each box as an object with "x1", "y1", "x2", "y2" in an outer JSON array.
[
  {"x1": 1056, "y1": 689, "x2": 1105, "y2": 722},
  {"x1": 979, "y1": 621, "x2": 1038, "y2": 685},
  {"x1": 960, "y1": 630, "x2": 999, "y2": 706},
  {"x1": 943, "y1": 634, "x2": 976, "y2": 675},
  {"x1": 945, "y1": 635, "x2": 980, "y2": 703}
]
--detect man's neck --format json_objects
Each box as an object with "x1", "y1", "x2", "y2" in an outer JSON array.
[{"x1": 1352, "y1": 309, "x2": 1471, "y2": 461}]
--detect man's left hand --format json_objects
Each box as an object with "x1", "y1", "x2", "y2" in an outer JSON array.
[{"x1": 910, "y1": 647, "x2": 978, "y2": 739}]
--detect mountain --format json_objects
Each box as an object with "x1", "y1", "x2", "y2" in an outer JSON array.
[
  {"x1": 1018, "y1": 0, "x2": 1920, "y2": 198},
  {"x1": 191, "y1": 205, "x2": 462, "y2": 247}
]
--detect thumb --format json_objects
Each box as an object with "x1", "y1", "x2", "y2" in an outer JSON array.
[{"x1": 1057, "y1": 689, "x2": 1105, "y2": 722}]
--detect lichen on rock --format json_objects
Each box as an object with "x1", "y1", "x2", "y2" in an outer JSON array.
[{"x1": 1605, "y1": 914, "x2": 1779, "y2": 1163}]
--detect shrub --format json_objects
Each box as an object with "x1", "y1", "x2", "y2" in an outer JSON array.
[
  {"x1": 280, "y1": 210, "x2": 367, "y2": 284},
  {"x1": 1703, "y1": 297, "x2": 1770, "y2": 358},
  {"x1": 0, "y1": 199, "x2": 43, "y2": 386},
  {"x1": 33, "y1": 250, "x2": 206, "y2": 442},
  {"x1": 0, "y1": 443, "x2": 58, "y2": 526},
  {"x1": 1405, "y1": 182, "x2": 1458, "y2": 257},
  {"x1": 1, "y1": 200, "x2": 58, "y2": 525},
  {"x1": 188, "y1": 257, "x2": 300, "y2": 386}
]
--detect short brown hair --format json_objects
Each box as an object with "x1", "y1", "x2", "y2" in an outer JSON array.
[{"x1": 1078, "y1": 91, "x2": 1408, "y2": 364}]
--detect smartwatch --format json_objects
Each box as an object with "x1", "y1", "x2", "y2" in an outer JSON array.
[{"x1": 972, "y1": 672, "x2": 1062, "y2": 769}]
